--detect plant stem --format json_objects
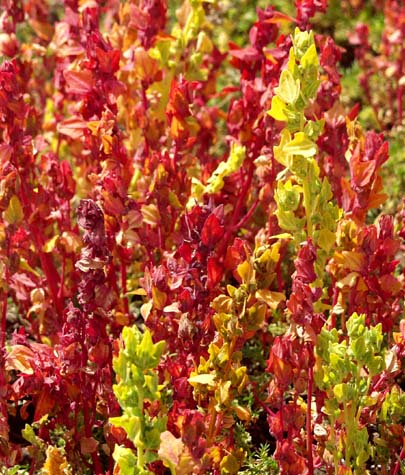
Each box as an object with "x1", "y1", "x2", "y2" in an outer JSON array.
[
  {"x1": 302, "y1": 161, "x2": 313, "y2": 239},
  {"x1": 393, "y1": 446, "x2": 405, "y2": 475},
  {"x1": 307, "y1": 357, "x2": 314, "y2": 475},
  {"x1": 120, "y1": 256, "x2": 129, "y2": 314}
]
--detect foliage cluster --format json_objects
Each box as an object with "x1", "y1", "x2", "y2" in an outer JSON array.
[{"x1": 0, "y1": 0, "x2": 404, "y2": 474}]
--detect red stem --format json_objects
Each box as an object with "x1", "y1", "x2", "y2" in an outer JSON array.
[
  {"x1": 120, "y1": 257, "x2": 129, "y2": 315},
  {"x1": 58, "y1": 256, "x2": 66, "y2": 300},
  {"x1": 393, "y1": 445, "x2": 405, "y2": 475},
  {"x1": 234, "y1": 199, "x2": 259, "y2": 230},
  {"x1": 306, "y1": 358, "x2": 314, "y2": 475},
  {"x1": 1, "y1": 288, "x2": 7, "y2": 348}
]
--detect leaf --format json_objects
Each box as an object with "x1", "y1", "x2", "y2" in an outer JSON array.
[
  {"x1": 34, "y1": 389, "x2": 55, "y2": 421},
  {"x1": 136, "y1": 329, "x2": 165, "y2": 370},
  {"x1": 141, "y1": 204, "x2": 161, "y2": 226},
  {"x1": 207, "y1": 256, "x2": 223, "y2": 290},
  {"x1": 283, "y1": 132, "x2": 317, "y2": 157},
  {"x1": 42, "y1": 235, "x2": 59, "y2": 253},
  {"x1": 188, "y1": 373, "x2": 216, "y2": 386},
  {"x1": 158, "y1": 431, "x2": 184, "y2": 469},
  {"x1": 4, "y1": 195, "x2": 23, "y2": 224},
  {"x1": 220, "y1": 453, "x2": 241, "y2": 474},
  {"x1": 237, "y1": 260, "x2": 253, "y2": 284},
  {"x1": 5, "y1": 344, "x2": 34, "y2": 374},
  {"x1": 255, "y1": 289, "x2": 285, "y2": 310},
  {"x1": 64, "y1": 70, "x2": 94, "y2": 95},
  {"x1": 201, "y1": 212, "x2": 224, "y2": 248},
  {"x1": 80, "y1": 437, "x2": 98, "y2": 455},
  {"x1": 141, "y1": 301, "x2": 153, "y2": 321},
  {"x1": 205, "y1": 143, "x2": 246, "y2": 194},
  {"x1": 333, "y1": 383, "x2": 348, "y2": 403},
  {"x1": 317, "y1": 229, "x2": 336, "y2": 252},
  {"x1": 42, "y1": 446, "x2": 71, "y2": 475},
  {"x1": 152, "y1": 287, "x2": 167, "y2": 310},
  {"x1": 275, "y1": 180, "x2": 301, "y2": 212},
  {"x1": 57, "y1": 116, "x2": 87, "y2": 139},
  {"x1": 112, "y1": 446, "x2": 137, "y2": 475},
  {"x1": 275, "y1": 69, "x2": 300, "y2": 104},
  {"x1": 22, "y1": 424, "x2": 40, "y2": 446},
  {"x1": 268, "y1": 95, "x2": 287, "y2": 121},
  {"x1": 300, "y1": 43, "x2": 318, "y2": 68}
]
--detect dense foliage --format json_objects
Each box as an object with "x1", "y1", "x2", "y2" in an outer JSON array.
[{"x1": 0, "y1": 0, "x2": 404, "y2": 474}]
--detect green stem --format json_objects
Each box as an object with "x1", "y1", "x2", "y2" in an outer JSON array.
[
  {"x1": 302, "y1": 162, "x2": 313, "y2": 239},
  {"x1": 137, "y1": 386, "x2": 146, "y2": 470},
  {"x1": 329, "y1": 413, "x2": 339, "y2": 475}
]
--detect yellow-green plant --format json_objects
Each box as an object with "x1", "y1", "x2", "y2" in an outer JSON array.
[{"x1": 110, "y1": 326, "x2": 166, "y2": 475}]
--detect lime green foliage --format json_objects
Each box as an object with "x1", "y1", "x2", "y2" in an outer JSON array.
[
  {"x1": 269, "y1": 28, "x2": 340, "y2": 284},
  {"x1": 315, "y1": 313, "x2": 385, "y2": 474},
  {"x1": 381, "y1": 385, "x2": 405, "y2": 423},
  {"x1": 189, "y1": 143, "x2": 246, "y2": 206},
  {"x1": 152, "y1": 0, "x2": 212, "y2": 80},
  {"x1": 205, "y1": 143, "x2": 246, "y2": 194},
  {"x1": 111, "y1": 326, "x2": 166, "y2": 475}
]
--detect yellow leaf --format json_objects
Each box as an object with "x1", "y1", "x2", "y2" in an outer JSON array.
[
  {"x1": 301, "y1": 43, "x2": 318, "y2": 68},
  {"x1": 42, "y1": 446, "x2": 71, "y2": 475},
  {"x1": 268, "y1": 95, "x2": 287, "y2": 121},
  {"x1": 5, "y1": 345, "x2": 34, "y2": 374},
  {"x1": 237, "y1": 260, "x2": 253, "y2": 284},
  {"x1": 317, "y1": 229, "x2": 336, "y2": 252},
  {"x1": 126, "y1": 288, "x2": 147, "y2": 296},
  {"x1": 188, "y1": 373, "x2": 216, "y2": 386},
  {"x1": 283, "y1": 131, "x2": 317, "y2": 157},
  {"x1": 275, "y1": 69, "x2": 300, "y2": 104},
  {"x1": 141, "y1": 204, "x2": 161, "y2": 226},
  {"x1": 255, "y1": 289, "x2": 285, "y2": 310},
  {"x1": 233, "y1": 405, "x2": 251, "y2": 421},
  {"x1": 152, "y1": 287, "x2": 167, "y2": 310},
  {"x1": 4, "y1": 195, "x2": 23, "y2": 225},
  {"x1": 335, "y1": 251, "x2": 365, "y2": 272},
  {"x1": 43, "y1": 235, "x2": 59, "y2": 253},
  {"x1": 101, "y1": 134, "x2": 114, "y2": 154}
]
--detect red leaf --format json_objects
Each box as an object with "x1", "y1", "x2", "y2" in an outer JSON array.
[
  {"x1": 64, "y1": 70, "x2": 94, "y2": 95},
  {"x1": 201, "y1": 213, "x2": 224, "y2": 248},
  {"x1": 207, "y1": 256, "x2": 223, "y2": 290},
  {"x1": 34, "y1": 389, "x2": 55, "y2": 422}
]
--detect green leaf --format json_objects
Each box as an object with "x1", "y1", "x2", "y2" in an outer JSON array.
[
  {"x1": 293, "y1": 28, "x2": 315, "y2": 60},
  {"x1": 275, "y1": 209, "x2": 305, "y2": 232},
  {"x1": 275, "y1": 69, "x2": 300, "y2": 105},
  {"x1": 275, "y1": 180, "x2": 302, "y2": 211},
  {"x1": 112, "y1": 446, "x2": 140, "y2": 475},
  {"x1": 136, "y1": 330, "x2": 165, "y2": 370}
]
